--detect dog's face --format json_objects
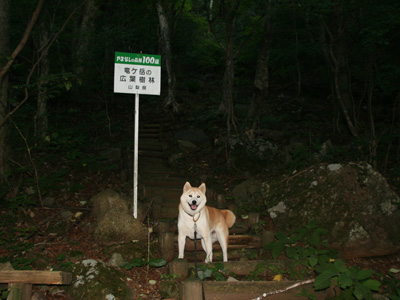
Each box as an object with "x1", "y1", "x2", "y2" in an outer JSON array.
[{"x1": 180, "y1": 182, "x2": 207, "y2": 216}]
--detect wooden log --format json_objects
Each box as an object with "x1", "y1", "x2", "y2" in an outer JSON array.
[
  {"x1": 187, "y1": 260, "x2": 294, "y2": 276},
  {"x1": 161, "y1": 232, "x2": 175, "y2": 262},
  {"x1": 180, "y1": 278, "x2": 203, "y2": 300},
  {"x1": 168, "y1": 259, "x2": 189, "y2": 281},
  {"x1": 247, "y1": 212, "x2": 260, "y2": 229},
  {"x1": 7, "y1": 283, "x2": 30, "y2": 300},
  {"x1": 173, "y1": 234, "x2": 261, "y2": 251},
  {"x1": 0, "y1": 271, "x2": 71, "y2": 285}
]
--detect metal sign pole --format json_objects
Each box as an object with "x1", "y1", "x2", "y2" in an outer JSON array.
[
  {"x1": 133, "y1": 92, "x2": 139, "y2": 218},
  {"x1": 114, "y1": 52, "x2": 161, "y2": 219}
]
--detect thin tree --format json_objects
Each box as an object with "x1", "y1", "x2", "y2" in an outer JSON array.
[
  {"x1": 207, "y1": 0, "x2": 241, "y2": 136},
  {"x1": 248, "y1": 0, "x2": 274, "y2": 133},
  {"x1": 0, "y1": 0, "x2": 10, "y2": 181},
  {"x1": 156, "y1": 0, "x2": 179, "y2": 112},
  {"x1": 0, "y1": 0, "x2": 44, "y2": 181}
]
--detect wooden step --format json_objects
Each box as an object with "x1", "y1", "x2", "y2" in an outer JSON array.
[
  {"x1": 138, "y1": 150, "x2": 165, "y2": 158},
  {"x1": 174, "y1": 235, "x2": 261, "y2": 252},
  {"x1": 139, "y1": 133, "x2": 159, "y2": 139},
  {"x1": 155, "y1": 220, "x2": 249, "y2": 235}
]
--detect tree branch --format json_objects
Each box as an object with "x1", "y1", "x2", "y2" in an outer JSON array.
[
  {"x1": 0, "y1": 1, "x2": 86, "y2": 128},
  {"x1": 251, "y1": 279, "x2": 315, "y2": 299},
  {"x1": 0, "y1": 0, "x2": 45, "y2": 85}
]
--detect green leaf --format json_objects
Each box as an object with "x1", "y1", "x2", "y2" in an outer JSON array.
[
  {"x1": 314, "y1": 270, "x2": 337, "y2": 290},
  {"x1": 275, "y1": 232, "x2": 288, "y2": 242},
  {"x1": 334, "y1": 260, "x2": 348, "y2": 273},
  {"x1": 123, "y1": 258, "x2": 146, "y2": 269},
  {"x1": 272, "y1": 241, "x2": 285, "y2": 259},
  {"x1": 286, "y1": 247, "x2": 298, "y2": 259},
  {"x1": 363, "y1": 279, "x2": 381, "y2": 292},
  {"x1": 356, "y1": 269, "x2": 373, "y2": 281},
  {"x1": 263, "y1": 241, "x2": 275, "y2": 250},
  {"x1": 338, "y1": 272, "x2": 353, "y2": 288},
  {"x1": 353, "y1": 282, "x2": 373, "y2": 300},
  {"x1": 307, "y1": 231, "x2": 320, "y2": 247},
  {"x1": 214, "y1": 263, "x2": 225, "y2": 271},
  {"x1": 308, "y1": 256, "x2": 318, "y2": 268},
  {"x1": 148, "y1": 258, "x2": 167, "y2": 267}
]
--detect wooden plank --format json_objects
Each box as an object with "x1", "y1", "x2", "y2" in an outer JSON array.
[{"x1": 0, "y1": 271, "x2": 72, "y2": 285}]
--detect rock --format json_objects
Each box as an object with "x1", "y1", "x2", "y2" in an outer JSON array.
[
  {"x1": 43, "y1": 197, "x2": 55, "y2": 207},
  {"x1": 91, "y1": 189, "x2": 130, "y2": 221},
  {"x1": 103, "y1": 242, "x2": 147, "y2": 263},
  {"x1": 66, "y1": 259, "x2": 134, "y2": 300},
  {"x1": 231, "y1": 180, "x2": 262, "y2": 208},
  {"x1": 177, "y1": 139, "x2": 199, "y2": 152},
  {"x1": 94, "y1": 210, "x2": 148, "y2": 243},
  {"x1": 0, "y1": 262, "x2": 14, "y2": 270},
  {"x1": 61, "y1": 211, "x2": 73, "y2": 220},
  {"x1": 108, "y1": 253, "x2": 126, "y2": 267},
  {"x1": 263, "y1": 161, "x2": 400, "y2": 258}
]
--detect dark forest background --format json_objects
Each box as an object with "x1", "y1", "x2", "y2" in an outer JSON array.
[{"x1": 1, "y1": 0, "x2": 400, "y2": 208}]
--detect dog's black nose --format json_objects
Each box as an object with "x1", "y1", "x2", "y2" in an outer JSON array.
[{"x1": 191, "y1": 200, "x2": 197, "y2": 205}]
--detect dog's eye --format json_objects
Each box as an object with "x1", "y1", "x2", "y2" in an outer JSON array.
[
  {"x1": 189, "y1": 194, "x2": 192, "y2": 197},
  {"x1": 197, "y1": 195, "x2": 200, "y2": 198}
]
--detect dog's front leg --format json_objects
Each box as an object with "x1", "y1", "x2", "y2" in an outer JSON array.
[
  {"x1": 202, "y1": 233, "x2": 213, "y2": 263},
  {"x1": 178, "y1": 232, "x2": 186, "y2": 259}
]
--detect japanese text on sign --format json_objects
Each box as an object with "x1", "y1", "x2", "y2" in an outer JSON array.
[{"x1": 114, "y1": 52, "x2": 161, "y2": 95}]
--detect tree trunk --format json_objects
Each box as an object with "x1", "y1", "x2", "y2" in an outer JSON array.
[
  {"x1": 223, "y1": 13, "x2": 236, "y2": 136},
  {"x1": 74, "y1": 0, "x2": 97, "y2": 78},
  {"x1": 248, "y1": 2, "x2": 273, "y2": 132},
  {"x1": 220, "y1": 0, "x2": 241, "y2": 136},
  {"x1": 320, "y1": 3, "x2": 358, "y2": 137},
  {"x1": 36, "y1": 19, "x2": 50, "y2": 140},
  {"x1": 156, "y1": 0, "x2": 178, "y2": 112},
  {"x1": 0, "y1": 0, "x2": 10, "y2": 181}
]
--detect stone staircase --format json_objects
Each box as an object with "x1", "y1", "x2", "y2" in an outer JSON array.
[
  {"x1": 137, "y1": 118, "x2": 268, "y2": 263},
  {"x1": 136, "y1": 120, "x2": 322, "y2": 300}
]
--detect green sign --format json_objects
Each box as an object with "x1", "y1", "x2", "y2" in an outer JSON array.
[{"x1": 115, "y1": 52, "x2": 161, "y2": 66}]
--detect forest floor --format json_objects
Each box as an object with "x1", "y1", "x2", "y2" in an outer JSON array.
[
  {"x1": 1, "y1": 158, "x2": 400, "y2": 300},
  {"x1": 1, "y1": 98, "x2": 400, "y2": 299}
]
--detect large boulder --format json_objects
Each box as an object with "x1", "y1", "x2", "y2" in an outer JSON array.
[
  {"x1": 92, "y1": 189, "x2": 130, "y2": 220},
  {"x1": 262, "y1": 162, "x2": 400, "y2": 258},
  {"x1": 94, "y1": 210, "x2": 147, "y2": 242},
  {"x1": 91, "y1": 189, "x2": 148, "y2": 243}
]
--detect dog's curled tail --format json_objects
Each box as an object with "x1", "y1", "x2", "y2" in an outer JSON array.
[{"x1": 221, "y1": 210, "x2": 236, "y2": 228}]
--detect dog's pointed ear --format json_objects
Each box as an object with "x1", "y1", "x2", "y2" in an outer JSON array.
[
  {"x1": 183, "y1": 182, "x2": 192, "y2": 192},
  {"x1": 199, "y1": 183, "x2": 206, "y2": 195}
]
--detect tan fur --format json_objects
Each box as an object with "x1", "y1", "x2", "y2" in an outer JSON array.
[{"x1": 178, "y1": 182, "x2": 236, "y2": 263}]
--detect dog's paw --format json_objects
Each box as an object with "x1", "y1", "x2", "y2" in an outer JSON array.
[{"x1": 204, "y1": 253, "x2": 213, "y2": 264}]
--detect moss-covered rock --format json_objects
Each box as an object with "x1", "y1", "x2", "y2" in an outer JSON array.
[
  {"x1": 66, "y1": 259, "x2": 134, "y2": 300},
  {"x1": 262, "y1": 161, "x2": 400, "y2": 258}
]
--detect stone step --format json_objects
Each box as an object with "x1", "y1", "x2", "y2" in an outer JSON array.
[
  {"x1": 138, "y1": 150, "x2": 165, "y2": 159},
  {"x1": 139, "y1": 133, "x2": 159, "y2": 139},
  {"x1": 139, "y1": 128, "x2": 159, "y2": 134},
  {"x1": 138, "y1": 143, "x2": 164, "y2": 152}
]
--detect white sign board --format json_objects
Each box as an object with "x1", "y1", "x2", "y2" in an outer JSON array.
[
  {"x1": 113, "y1": 52, "x2": 161, "y2": 219},
  {"x1": 114, "y1": 52, "x2": 161, "y2": 95}
]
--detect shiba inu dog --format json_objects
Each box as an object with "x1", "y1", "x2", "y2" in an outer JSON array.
[{"x1": 178, "y1": 182, "x2": 236, "y2": 263}]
